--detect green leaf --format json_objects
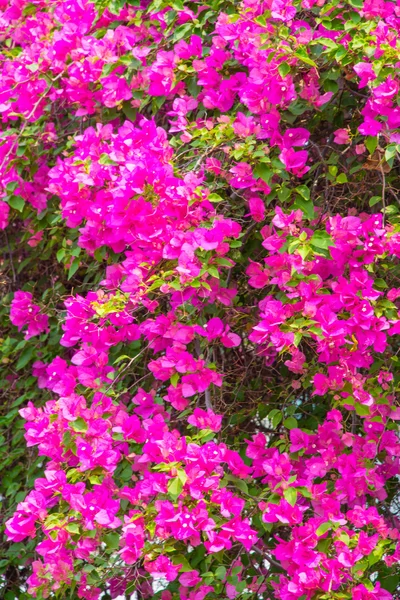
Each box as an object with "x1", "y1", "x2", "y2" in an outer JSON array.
[
  {"x1": 310, "y1": 231, "x2": 333, "y2": 250},
  {"x1": 315, "y1": 37, "x2": 338, "y2": 51},
  {"x1": 168, "y1": 477, "x2": 183, "y2": 500},
  {"x1": 254, "y1": 163, "x2": 272, "y2": 184},
  {"x1": 70, "y1": 417, "x2": 88, "y2": 433},
  {"x1": 324, "y1": 79, "x2": 339, "y2": 93},
  {"x1": 104, "y1": 532, "x2": 120, "y2": 550},
  {"x1": 365, "y1": 136, "x2": 378, "y2": 155},
  {"x1": 235, "y1": 581, "x2": 247, "y2": 593},
  {"x1": 68, "y1": 258, "x2": 80, "y2": 280},
  {"x1": 216, "y1": 258, "x2": 233, "y2": 267},
  {"x1": 98, "y1": 153, "x2": 118, "y2": 166},
  {"x1": 88, "y1": 474, "x2": 102, "y2": 485},
  {"x1": 16, "y1": 347, "x2": 34, "y2": 370},
  {"x1": 297, "y1": 245, "x2": 311, "y2": 260},
  {"x1": 383, "y1": 204, "x2": 399, "y2": 216},
  {"x1": 336, "y1": 173, "x2": 347, "y2": 184},
  {"x1": 113, "y1": 354, "x2": 132, "y2": 364},
  {"x1": 316, "y1": 521, "x2": 332, "y2": 537},
  {"x1": 296, "y1": 185, "x2": 310, "y2": 201},
  {"x1": 207, "y1": 265, "x2": 220, "y2": 279},
  {"x1": 278, "y1": 63, "x2": 290, "y2": 78},
  {"x1": 6, "y1": 181, "x2": 19, "y2": 192},
  {"x1": 108, "y1": 0, "x2": 126, "y2": 13},
  {"x1": 172, "y1": 22, "x2": 192, "y2": 41},
  {"x1": 294, "y1": 198, "x2": 315, "y2": 220},
  {"x1": 298, "y1": 486, "x2": 312, "y2": 498},
  {"x1": 385, "y1": 144, "x2": 396, "y2": 164},
  {"x1": 283, "y1": 417, "x2": 297, "y2": 429},
  {"x1": 208, "y1": 193, "x2": 224, "y2": 203},
  {"x1": 56, "y1": 248, "x2": 66, "y2": 262},
  {"x1": 122, "y1": 101, "x2": 137, "y2": 121},
  {"x1": 215, "y1": 566, "x2": 227, "y2": 581},
  {"x1": 338, "y1": 532, "x2": 350, "y2": 545},
  {"x1": 170, "y1": 373, "x2": 179, "y2": 387},
  {"x1": 278, "y1": 186, "x2": 291, "y2": 202},
  {"x1": 66, "y1": 523, "x2": 80, "y2": 535},
  {"x1": 335, "y1": 46, "x2": 348, "y2": 62},
  {"x1": 329, "y1": 165, "x2": 338, "y2": 177},
  {"x1": 177, "y1": 468, "x2": 188, "y2": 485},
  {"x1": 8, "y1": 195, "x2": 25, "y2": 212},
  {"x1": 283, "y1": 487, "x2": 297, "y2": 507},
  {"x1": 288, "y1": 240, "x2": 300, "y2": 255},
  {"x1": 294, "y1": 50, "x2": 317, "y2": 68},
  {"x1": 271, "y1": 410, "x2": 282, "y2": 428},
  {"x1": 355, "y1": 403, "x2": 370, "y2": 417},
  {"x1": 374, "y1": 278, "x2": 388, "y2": 289},
  {"x1": 369, "y1": 196, "x2": 381, "y2": 207},
  {"x1": 368, "y1": 546, "x2": 383, "y2": 566},
  {"x1": 293, "y1": 332, "x2": 302, "y2": 347},
  {"x1": 224, "y1": 473, "x2": 249, "y2": 495},
  {"x1": 380, "y1": 575, "x2": 399, "y2": 593},
  {"x1": 171, "y1": 554, "x2": 193, "y2": 572}
]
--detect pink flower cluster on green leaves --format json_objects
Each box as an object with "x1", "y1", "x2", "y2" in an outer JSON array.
[{"x1": 2, "y1": 0, "x2": 400, "y2": 599}]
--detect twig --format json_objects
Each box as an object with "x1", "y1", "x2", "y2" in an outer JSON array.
[
  {"x1": 351, "y1": 411, "x2": 357, "y2": 435},
  {"x1": 205, "y1": 388, "x2": 213, "y2": 411},
  {"x1": 0, "y1": 72, "x2": 64, "y2": 174},
  {"x1": 379, "y1": 163, "x2": 386, "y2": 226},
  {"x1": 4, "y1": 230, "x2": 16, "y2": 285},
  {"x1": 252, "y1": 545, "x2": 284, "y2": 570}
]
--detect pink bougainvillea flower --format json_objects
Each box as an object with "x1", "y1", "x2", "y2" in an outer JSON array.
[
  {"x1": 333, "y1": 128, "x2": 351, "y2": 144},
  {"x1": 10, "y1": 291, "x2": 49, "y2": 340},
  {"x1": 353, "y1": 62, "x2": 376, "y2": 87},
  {"x1": 248, "y1": 196, "x2": 265, "y2": 222},
  {"x1": 0, "y1": 200, "x2": 9, "y2": 229},
  {"x1": 145, "y1": 556, "x2": 181, "y2": 581},
  {"x1": 229, "y1": 162, "x2": 255, "y2": 188},
  {"x1": 279, "y1": 148, "x2": 309, "y2": 176},
  {"x1": 358, "y1": 118, "x2": 383, "y2": 136},
  {"x1": 187, "y1": 408, "x2": 223, "y2": 432}
]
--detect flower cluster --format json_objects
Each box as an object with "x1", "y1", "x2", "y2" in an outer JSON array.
[
  {"x1": 2, "y1": 0, "x2": 400, "y2": 599},
  {"x1": 10, "y1": 291, "x2": 49, "y2": 340}
]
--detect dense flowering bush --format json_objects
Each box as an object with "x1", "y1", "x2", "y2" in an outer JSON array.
[{"x1": 2, "y1": 0, "x2": 400, "y2": 598}]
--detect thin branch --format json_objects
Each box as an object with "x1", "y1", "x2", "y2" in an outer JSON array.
[{"x1": 4, "y1": 230, "x2": 16, "y2": 285}]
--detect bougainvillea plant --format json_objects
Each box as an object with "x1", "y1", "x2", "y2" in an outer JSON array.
[{"x1": 2, "y1": 0, "x2": 400, "y2": 598}]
